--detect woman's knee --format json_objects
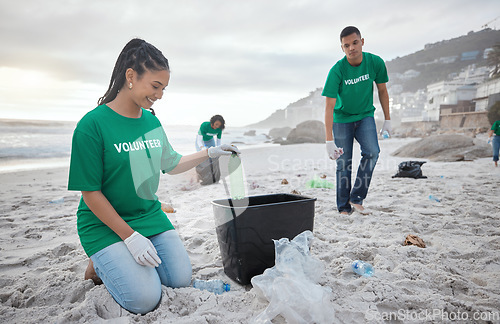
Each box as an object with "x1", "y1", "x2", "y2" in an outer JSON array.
[
  {"x1": 157, "y1": 256, "x2": 192, "y2": 288},
  {"x1": 122, "y1": 278, "x2": 162, "y2": 314},
  {"x1": 170, "y1": 267, "x2": 192, "y2": 288},
  {"x1": 92, "y1": 243, "x2": 163, "y2": 314},
  {"x1": 150, "y1": 230, "x2": 192, "y2": 288}
]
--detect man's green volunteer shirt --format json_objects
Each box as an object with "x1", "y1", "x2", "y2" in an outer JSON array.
[
  {"x1": 198, "y1": 121, "x2": 222, "y2": 141},
  {"x1": 322, "y1": 52, "x2": 389, "y2": 123},
  {"x1": 68, "y1": 105, "x2": 182, "y2": 256}
]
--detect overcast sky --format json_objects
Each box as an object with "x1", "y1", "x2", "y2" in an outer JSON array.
[{"x1": 0, "y1": 0, "x2": 498, "y2": 126}]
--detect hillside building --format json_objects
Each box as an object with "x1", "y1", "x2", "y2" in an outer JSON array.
[
  {"x1": 399, "y1": 65, "x2": 491, "y2": 123},
  {"x1": 475, "y1": 78, "x2": 500, "y2": 111}
]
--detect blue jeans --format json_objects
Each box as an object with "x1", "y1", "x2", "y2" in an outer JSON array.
[
  {"x1": 493, "y1": 135, "x2": 500, "y2": 162},
  {"x1": 90, "y1": 230, "x2": 192, "y2": 314},
  {"x1": 333, "y1": 116, "x2": 380, "y2": 213},
  {"x1": 195, "y1": 137, "x2": 215, "y2": 151}
]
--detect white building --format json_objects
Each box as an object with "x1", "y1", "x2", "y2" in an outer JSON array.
[
  {"x1": 439, "y1": 56, "x2": 458, "y2": 64},
  {"x1": 475, "y1": 78, "x2": 500, "y2": 111},
  {"x1": 455, "y1": 65, "x2": 489, "y2": 84},
  {"x1": 425, "y1": 80, "x2": 471, "y2": 121},
  {"x1": 398, "y1": 90, "x2": 428, "y2": 123},
  {"x1": 401, "y1": 69, "x2": 420, "y2": 80},
  {"x1": 424, "y1": 65, "x2": 490, "y2": 121}
]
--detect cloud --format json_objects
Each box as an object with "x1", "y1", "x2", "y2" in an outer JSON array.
[
  {"x1": 2, "y1": 0, "x2": 497, "y2": 83},
  {"x1": 0, "y1": 0, "x2": 499, "y2": 125}
]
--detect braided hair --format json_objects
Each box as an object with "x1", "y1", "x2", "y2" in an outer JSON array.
[{"x1": 98, "y1": 38, "x2": 169, "y2": 115}]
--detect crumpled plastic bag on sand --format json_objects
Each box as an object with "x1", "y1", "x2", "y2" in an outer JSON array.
[{"x1": 251, "y1": 230, "x2": 335, "y2": 324}]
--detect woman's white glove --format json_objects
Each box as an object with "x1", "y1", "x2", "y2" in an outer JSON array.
[
  {"x1": 380, "y1": 120, "x2": 392, "y2": 136},
  {"x1": 326, "y1": 141, "x2": 344, "y2": 160},
  {"x1": 124, "y1": 231, "x2": 161, "y2": 267},
  {"x1": 208, "y1": 144, "x2": 241, "y2": 158}
]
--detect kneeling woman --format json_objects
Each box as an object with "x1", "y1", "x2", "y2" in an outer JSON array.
[{"x1": 68, "y1": 39, "x2": 238, "y2": 314}]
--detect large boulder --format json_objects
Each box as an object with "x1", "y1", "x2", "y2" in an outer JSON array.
[
  {"x1": 392, "y1": 134, "x2": 492, "y2": 161},
  {"x1": 284, "y1": 120, "x2": 325, "y2": 144},
  {"x1": 268, "y1": 127, "x2": 292, "y2": 139}
]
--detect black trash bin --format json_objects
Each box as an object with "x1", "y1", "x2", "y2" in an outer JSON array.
[{"x1": 211, "y1": 193, "x2": 316, "y2": 285}]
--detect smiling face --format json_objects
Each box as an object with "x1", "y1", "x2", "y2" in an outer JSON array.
[
  {"x1": 127, "y1": 68, "x2": 170, "y2": 109},
  {"x1": 341, "y1": 32, "x2": 364, "y2": 66},
  {"x1": 212, "y1": 120, "x2": 222, "y2": 129}
]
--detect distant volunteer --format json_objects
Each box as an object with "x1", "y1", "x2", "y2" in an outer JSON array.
[
  {"x1": 488, "y1": 119, "x2": 500, "y2": 167},
  {"x1": 68, "y1": 38, "x2": 239, "y2": 315},
  {"x1": 322, "y1": 26, "x2": 391, "y2": 215},
  {"x1": 195, "y1": 115, "x2": 225, "y2": 151}
]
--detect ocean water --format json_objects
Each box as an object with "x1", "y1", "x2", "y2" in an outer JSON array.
[{"x1": 0, "y1": 119, "x2": 273, "y2": 173}]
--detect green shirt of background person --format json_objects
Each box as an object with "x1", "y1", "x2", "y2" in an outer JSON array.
[
  {"x1": 490, "y1": 120, "x2": 500, "y2": 136},
  {"x1": 488, "y1": 120, "x2": 500, "y2": 167},
  {"x1": 322, "y1": 52, "x2": 389, "y2": 123},
  {"x1": 195, "y1": 115, "x2": 225, "y2": 151}
]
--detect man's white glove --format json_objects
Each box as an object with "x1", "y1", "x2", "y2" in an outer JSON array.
[
  {"x1": 326, "y1": 141, "x2": 344, "y2": 160},
  {"x1": 380, "y1": 120, "x2": 392, "y2": 137},
  {"x1": 124, "y1": 231, "x2": 161, "y2": 267},
  {"x1": 208, "y1": 144, "x2": 241, "y2": 158}
]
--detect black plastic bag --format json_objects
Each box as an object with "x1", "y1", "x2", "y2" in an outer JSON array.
[
  {"x1": 392, "y1": 161, "x2": 427, "y2": 179},
  {"x1": 196, "y1": 157, "x2": 221, "y2": 185}
]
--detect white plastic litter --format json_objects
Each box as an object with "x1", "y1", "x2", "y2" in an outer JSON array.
[{"x1": 251, "y1": 230, "x2": 335, "y2": 324}]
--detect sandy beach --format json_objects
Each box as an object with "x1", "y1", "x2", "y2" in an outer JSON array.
[{"x1": 1, "y1": 138, "x2": 499, "y2": 323}]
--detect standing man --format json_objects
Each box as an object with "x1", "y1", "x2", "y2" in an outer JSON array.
[{"x1": 322, "y1": 26, "x2": 391, "y2": 215}]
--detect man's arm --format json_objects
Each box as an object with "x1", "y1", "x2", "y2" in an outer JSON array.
[
  {"x1": 376, "y1": 83, "x2": 390, "y2": 120},
  {"x1": 325, "y1": 97, "x2": 336, "y2": 141},
  {"x1": 324, "y1": 97, "x2": 344, "y2": 160}
]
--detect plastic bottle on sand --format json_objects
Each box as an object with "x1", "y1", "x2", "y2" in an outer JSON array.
[
  {"x1": 192, "y1": 279, "x2": 230, "y2": 295},
  {"x1": 351, "y1": 260, "x2": 374, "y2": 277},
  {"x1": 428, "y1": 195, "x2": 441, "y2": 202},
  {"x1": 49, "y1": 197, "x2": 65, "y2": 204}
]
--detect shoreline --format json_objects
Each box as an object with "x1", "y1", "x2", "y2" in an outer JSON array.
[{"x1": 0, "y1": 156, "x2": 71, "y2": 174}]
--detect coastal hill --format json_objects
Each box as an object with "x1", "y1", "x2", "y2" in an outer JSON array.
[
  {"x1": 386, "y1": 28, "x2": 500, "y2": 92},
  {"x1": 247, "y1": 28, "x2": 500, "y2": 129}
]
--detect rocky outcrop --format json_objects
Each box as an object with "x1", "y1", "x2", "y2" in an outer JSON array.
[
  {"x1": 283, "y1": 120, "x2": 325, "y2": 145},
  {"x1": 269, "y1": 127, "x2": 292, "y2": 139},
  {"x1": 392, "y1": 134, "x2": 492, "y2": 161}
]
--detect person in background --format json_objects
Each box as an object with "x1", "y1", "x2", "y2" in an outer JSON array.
[
  {"x1": 322, "y1": 26, "x2": 391, "y2": 215},
  {"x1": 195, "y1": 115, "x2": 225, "y2": 151},
  {"x1": 488, "y1": 119, "x2": 500, "y2": 167},
  {"x1": 68, "y1": 38, "x2": 239, "y2": 315}
]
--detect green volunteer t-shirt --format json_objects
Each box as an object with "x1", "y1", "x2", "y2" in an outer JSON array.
[
  {"x1": 68, "y1": 104, "x2": 182, "y2": 257},
  {"x1": 492, "y1": 120, "x2": 500, "y2": 136},
  {"x1": 198, "y1": 121, "x2": 222, "y2": 141},
  {"x1": 322, "y1": 52, "x2": 389, "y2": 123}
]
